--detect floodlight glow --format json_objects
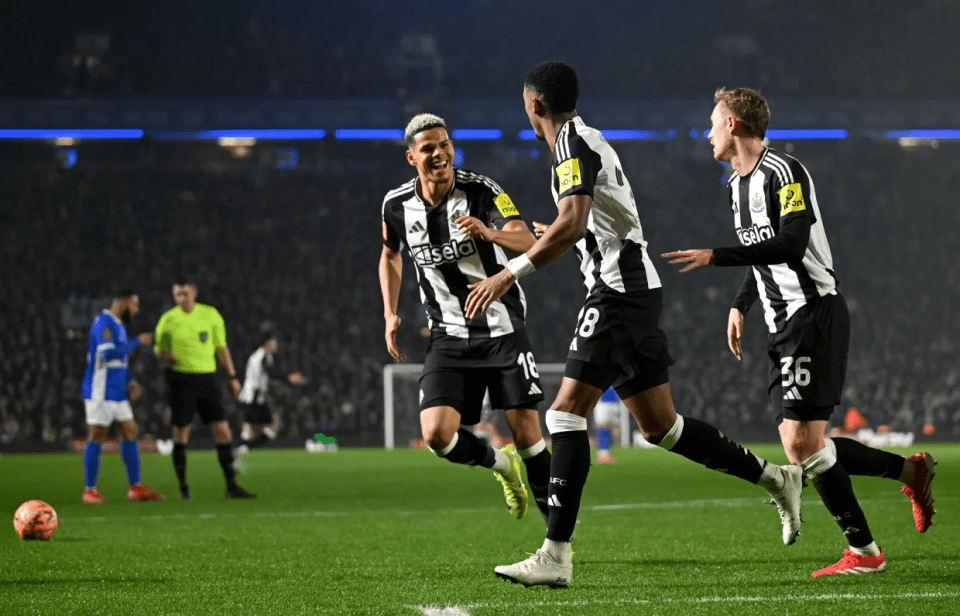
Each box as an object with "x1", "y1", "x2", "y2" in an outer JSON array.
[
  {"x1": 335, "y1": 129, "x2": 404, "y2": 140},
  {"x1": 765, "y1": 129, "x2": 848, "y2": 140},
  {"x1": 451, "y1": 129, "x2": 502, "y2": 140},
  {"x1": 885, "y1": 130, "x2": 960, "y2": 140}
]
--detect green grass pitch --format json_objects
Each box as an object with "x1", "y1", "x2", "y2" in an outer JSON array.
[{"x1": 2, "y1": 444, "x2": 957, "y2": 615}]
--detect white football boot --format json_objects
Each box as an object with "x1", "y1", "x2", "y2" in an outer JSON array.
[
  {"x1": 770, "y1": 464, "x2": 804, "y2": 545},
  {"x1": 495, "y1": 544, "x2": 572, "y2": 588}
]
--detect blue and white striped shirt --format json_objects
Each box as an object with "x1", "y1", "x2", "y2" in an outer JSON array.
[{"x1": 81, "y1": 310, "x2": 141, "y2": 402}]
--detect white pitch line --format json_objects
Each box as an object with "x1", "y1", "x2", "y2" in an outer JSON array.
[
  {"x1": 68, "y1": 494, "x2": 956, "y2": 525},
  {"x1": 69, "y1": 497, "x2": 760, "y2": 524},
  {"x1": 410, "y1": 591, "x2": 960, "y2": 612},
  {"x1": 419, "y1": 607, "x2": 471, "y2": 616}
]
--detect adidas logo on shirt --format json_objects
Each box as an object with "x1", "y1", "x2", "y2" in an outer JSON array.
[
  {"x1": 409, "y1": 220, "x2": 425, "y2": 234},
  {"x1": 784, "y1": 387, "x2": 803, "y2": 401},
  {"x1": 528, "y1": 383, "x2": 542, "y2": 396}
]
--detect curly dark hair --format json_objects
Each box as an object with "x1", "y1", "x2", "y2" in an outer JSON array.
[{"x1": 524, "y1": 61, "x2": 579, "y2": 115}]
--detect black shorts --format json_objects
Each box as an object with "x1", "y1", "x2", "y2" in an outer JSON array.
[
  {"x1": 167, "y1": 371, "x2": 226, "y2": 427},
  {"x1": 419, "y1": 328, "x2": 544, "y2": 425},
  {"x1": 241, "y1": 402, "x2": 273, "y2": 425},
  {"x1": 768, "y1": 293, "x2": 849, "y2": 422},
  {"x1": 564, "y1": 287, "x2": 674, "y2": 399}
]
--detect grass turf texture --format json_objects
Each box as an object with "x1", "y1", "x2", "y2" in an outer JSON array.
[{"x1": 1, "y1": 444, "x2": 957, "y2": 615}]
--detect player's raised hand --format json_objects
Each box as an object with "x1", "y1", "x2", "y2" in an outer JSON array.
[
  {"x1": 138, "y1": 332, "x2": 154, "y2": 345},
  {"x1": 727, "y1": 308, "x2": 744, "y2": 361},
  {"x1": 465, "y1": 269, "x2": 515, "y2": 319},
  {"x1": 532, "y1": 221, "x2": 550, "y2": 238},
  {"x1": 384, "y1": 314, "x2": 404, "y2": 362},
  {"x1": 661, "y1": 248, "x2": 715, "y2": 273},
  {"x1": 456, "y1": 216, "x2": 493, "y2": 242}
]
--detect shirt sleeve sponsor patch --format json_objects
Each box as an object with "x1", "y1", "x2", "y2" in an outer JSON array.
[
  {"x1": 494, "y1": 192, "x2": 520, "y2": 218},
  {"x1": 556, "y1": 158, "x2": 582, "y2": 191},
  {"x1": 778, "y1": 183, "x2": 807, "y2": 216}
]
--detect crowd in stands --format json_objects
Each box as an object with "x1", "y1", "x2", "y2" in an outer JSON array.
[
  {"x1": 1, "y1": 137, "x2": 957, "y2": 448},
  {"x1": 2, "y1": 1, "x2": 958, "y2": 100}
]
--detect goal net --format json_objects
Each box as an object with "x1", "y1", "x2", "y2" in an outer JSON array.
[{"x1": 382, "y1": 363, "x2": 633, "y2": 449}]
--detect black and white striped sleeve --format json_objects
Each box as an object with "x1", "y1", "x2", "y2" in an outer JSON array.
[{"x1": 554, "y1": 127, "x2": 602, "y2": 200}]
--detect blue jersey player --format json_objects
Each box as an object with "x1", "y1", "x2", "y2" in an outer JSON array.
[
  {"x1": 81, "y1": 290, "x2": 164, "y2": 504},
  {"x1": 594, "y1": 388, "x2": 621, "y2": 464}
]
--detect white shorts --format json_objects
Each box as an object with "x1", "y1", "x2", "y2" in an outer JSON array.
[
  {"x1": 84, "y1": 399, "x2": 134, "y2": 427},
  {"x1": 594, "y1": 400, "x2": 623, "y2": 426}
]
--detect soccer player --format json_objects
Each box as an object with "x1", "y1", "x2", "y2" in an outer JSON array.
[
  {"x1": 81, "y1": 290, "x2": 164, "y2": 503},
  {"x1": 465, "y1": 62, "x2": 802, "y2": 588},
  {"x1": 235, "y1": 327, "x2": 306, "y2": 458},
  {"x1": 154, "y1": 278, "x2": 256, "y2": 499},
  {"x1": 379, "y1": 113, "x2": 553, "y2": 524},
  {"x1": 594, "y1": 387, "x2": 620, "y2": 464},
  {"x1": 662, "y1": 87, "x2": 936, "y2": 576}
]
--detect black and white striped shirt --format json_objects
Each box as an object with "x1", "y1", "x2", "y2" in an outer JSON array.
[
  {"x1": 551, "y1": 116, "x2": 661, "y2": 296},
  {"x1": 727, "y1": 148, "x2": 838, "y2": 333},
  {"x1": 238, "y1": 346, "x2": 274, "y2": 405},
  {"x1": 382, "y1": 169, "x2": 528, "y2": 339}
]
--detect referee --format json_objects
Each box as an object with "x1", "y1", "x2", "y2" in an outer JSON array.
[{"x1": 154, "y1": 277, "x2": 256, "y2": 499}]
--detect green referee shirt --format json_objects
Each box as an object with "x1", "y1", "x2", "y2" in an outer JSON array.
[{"x1": 154, "y1": 303, "x2": 227, "y2": 374}]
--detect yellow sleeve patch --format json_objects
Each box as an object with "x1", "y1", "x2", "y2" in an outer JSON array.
[
  {"x1": 556, "y1": 158, "x2": 582, "y2": 191},
  {"x1": 778, "y1": 183, "x2": 807, "y2": 216},
  {"x1": 494, "y1": 192, "x2": 520, "y2": 218}
]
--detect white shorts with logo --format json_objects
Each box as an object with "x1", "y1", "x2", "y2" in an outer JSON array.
[
  {"x1": 594, "y1": 400, "x2": 623, "y2": 426},
  {"x1": 84, "y1": 399, "x2": 134, "y2": 426}
]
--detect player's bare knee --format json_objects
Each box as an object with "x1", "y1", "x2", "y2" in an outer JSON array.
[
  {"x1": 505, "y1": 409, "x2": 542, "y2": 448},
  {"x1": 87, "y1": 426, "x2": 108, "y2": 442},
  {"x1": 211, "y1": 421, "x2": 232, "y2": 444},
  {"x1": 634, "y1": 410, "x2": 676, "y2": 444},
  {"x1": 118, "y1": 420, "x2": 138, "y2": 441},
  {"x1": 423, "y1": 424, "x2": 456, "y2": 451}
]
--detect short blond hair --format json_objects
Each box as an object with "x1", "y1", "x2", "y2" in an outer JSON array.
[
  {"x1": 714, "y1": 88, "x2": 770, "y2": 139},
  {"x1": 404, "y1": 113, "x2": 448, "y2": 145}
]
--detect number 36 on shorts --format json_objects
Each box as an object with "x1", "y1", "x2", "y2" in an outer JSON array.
[{"x1": 780, "y1": 356, "x2": 812, "y2": 387}]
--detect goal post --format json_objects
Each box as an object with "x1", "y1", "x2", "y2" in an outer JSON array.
[{"x1": 383, "y1": 363, "x2": 632, "y2": 449}]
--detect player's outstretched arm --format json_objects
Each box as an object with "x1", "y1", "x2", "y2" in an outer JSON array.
[
  {"x1": 456, "y1": 217, "x2": 535, "y2": 254},
  {"x1": 465, "y1": 194, "x2": 591, "y2": 318},
  {"x1": 379, "y1": 244, "x2": 404, "y2": 362}
]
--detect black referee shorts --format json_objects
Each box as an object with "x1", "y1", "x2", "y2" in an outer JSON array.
[
  {"x1": 564, "y1": 287, "x2": 674, "y2": 400},
  {"x1": 241, "y1": 401, "x2": 273, "y2": 425},
  {"x1": 768, "y1": 292, "x2": 850, "y2": 422},
  {"x1": 419, "y1": 328, "x2": 544, "y2": 425},
  {"x1": 167, "y1": 371, "x2": 227, "y2": 427}
]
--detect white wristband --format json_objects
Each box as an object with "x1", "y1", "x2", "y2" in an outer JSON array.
[{"x1": 506, "y1": 254, "x2": 536, "y2": 279}]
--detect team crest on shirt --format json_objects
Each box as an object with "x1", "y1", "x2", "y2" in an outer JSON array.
[
  {"x1": 778, "y1": 183, "x2": 806, "y2": 215},
  {"x1": 199, "y1": 332, "x2": 209, "y2": 343},
  {"x1": 750, "y1": 193, "x2": 765, "y2": 213}
]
